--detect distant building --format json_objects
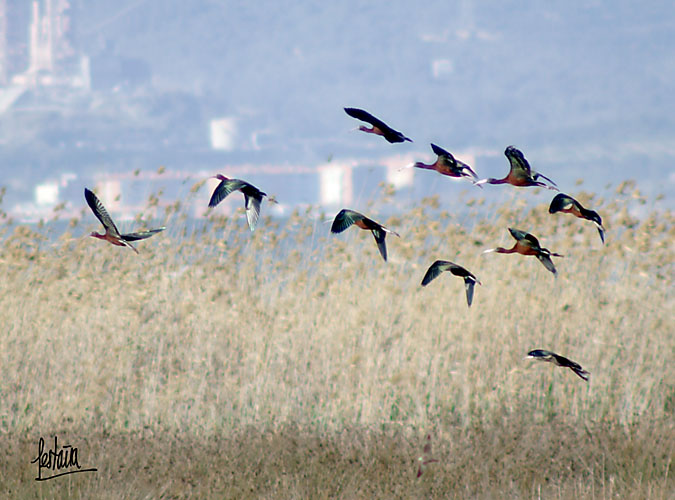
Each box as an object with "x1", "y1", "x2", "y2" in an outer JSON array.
[
  {"x1": 210, "y1": 117, "x2": 238, "y2": 151},
  {"x1": 35, "y1": 181, "x2": 58, "y2": 205},
  {"x1": 0, "y1": 0, "x2": 86, "y2": 89}
]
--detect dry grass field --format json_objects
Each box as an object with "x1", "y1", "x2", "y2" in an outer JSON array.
[{"x1": 0, "y1": 180, "x2": 672, "y2": 498}]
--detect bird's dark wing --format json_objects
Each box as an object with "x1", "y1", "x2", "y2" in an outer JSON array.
[
  {"x1": 464, "y1": 277, "x2": 477, "y2": 307},
  {"x1": 570, "y1": 365, "x2": 590, "y2": 381},
  {"x1": 121, "y1": 227, "x2": 166, "y2": 241},
  {"x1": 371, "y1": 227, "x2": 388, "y2": 261},
  {"x1": 421, "y1": 260, "x2": 452, "y2": 286},
  {"x1": 456, "y1": 158, "x2": 479, "y2": 180},
  {"x1": 552, "y1": 353, "x2": 589, "y2": 381},
  {"x1": 533, "y1": 171, "x2": 558, "y2": 187},
  {"x1": 244, "y1": 193, "x2": 264, "y2": 231},
  {"x1": 446, "y1": 263, "x2": 473, "y2": 279},
  {"x1": 331, "y1": 209, "x2": 363, "y2": 234},
  {"x1": 549, "y1": 193, "x2": 576, "y2": 214},
  {"x1": 536, "y1": 252, "x2": 557, "y2": 274},
  {"x1": 527, "y1": 349, "x2": 554, "y2": 359},
  {"x1": 84, "y1": 188, "x2": 121, "y2": 236},
  {"x1": 208, "y1": 179, "x2": 247, "y2": 208},
  {"x1": 508, "y1": 228, "x2": 532, "y2": 244},
  {"x1": 597, "y1": 225, "x2": 605, "y2": 244},
  {"x1": 581, "y1": 208, "x2": 606, "y2": 244},
  {"x1": 430, "y1": 143, "x2": 452, "y2": 159},
  {"x1": 504, "y1": 146, "x2": 533, "y2": 177},
  {"x1": 511, "y1": 229, "x2": 542, "y2": 250},
  {"x1": 344, "y1": 107, "x2": 388, "y2": 130}
]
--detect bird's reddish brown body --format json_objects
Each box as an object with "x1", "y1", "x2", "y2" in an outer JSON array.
[
  {"x1": 559, "y1": 204, "x2": 584, "y2": 218},
  {"x1": 512, "y1": 240, "x2": 539, "y2": 256},
  {"x1": 354, "y1": 219, "x2": 372, "y2": 230},
  {"x1": 91, "y1": 233, "x2": 128, "y2": 247},
  {"x1": 361, "y1": 125, "x2": 384, "y2": 136},
  {"x1": 504, "y1": 170, "x2": 535, "y2": 186}
]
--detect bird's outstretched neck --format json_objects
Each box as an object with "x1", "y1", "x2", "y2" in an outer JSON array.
[
  {"x1": 482, "y1": 246, "x2": 514, "y2": 254},
  {"x1": 412, "y1": 161, "x2": 434, "y2": 171}
]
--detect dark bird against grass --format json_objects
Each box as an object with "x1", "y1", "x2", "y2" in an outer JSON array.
[
  {"x1": 475, "y1": 146, "x2": 558, "y2": 190},
  {"x1": 482, "y1": 228, "x2": 563, "y2": 275},
  {"x1": 344, "y1": 107, "x2": 412, "y2": 143},
  {"x1": 208, "y1": 175, "x2": 267, "y2": 231},
  {"x1": 331, "y1": 209, "x2": 400, "y2": 262},
  {"x1": 417, "y1": 434, "x2": 439, "y2": 478},
  {"x1": 526, "y1": 349, "x2": 590, "y2": 381},
  {"x1": 421, "y1": 260, "x2": 482, "y2": 307},
  {"x1": 84, "y1": 188, "x2": 165, "y2": 254},
  {"x1": 405, "y1": 143, "x2": 480, "y2": 185},
  {"x1": 549, "y1": 193, "x2": 605, "y2": 244}
]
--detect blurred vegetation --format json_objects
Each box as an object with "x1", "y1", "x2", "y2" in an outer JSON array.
[{"x1": 0, "y1": 182, "x2": 672, "y2": 498}]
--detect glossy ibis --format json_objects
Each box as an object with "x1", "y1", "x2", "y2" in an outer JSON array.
[
  {"x1": 475, "y1": 146, "x2": 558, "y2": 190},
  {"x1": 84, "y1": 188, "x2": 165, "y2": 254},
  {"x1": 344, "y1": 107, "x2": 412, "y2": 143},
  {"x1": 407, "y1": 143, "x2": 480, "y2": 185},
  {"x1": 526, "y1": 349, "x2": 589, "y2": 381},
  {"x1": 208, "y1": 175, "x2": 267, "y2": 231},
  {"x1": 421, "y1": 260, "x2": 482, "y2": 307},
  {"x1": 549, "y1": 193, "x2": 605, "y2": 244},
  {"x1": 331, "y1": 209, "x2": 400, "y2": 261},
  {"x1": 417, "y1": 434, "x2": 439, "y2": 478},
  {"x1": 482, "y1": 228, "x2": 563, "y2": 274}
]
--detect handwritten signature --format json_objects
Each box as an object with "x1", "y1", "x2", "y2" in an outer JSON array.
[{"x1": 31, "y1": 436, "x2": 97, "y2": 481}]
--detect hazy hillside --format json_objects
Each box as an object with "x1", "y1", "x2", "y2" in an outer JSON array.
[
  {"x1": 74, "y1": 1, "x2": 674, "y2": 148},
  {"x1": 1, "y1": 1, "x2": 673, "y2": 209}
]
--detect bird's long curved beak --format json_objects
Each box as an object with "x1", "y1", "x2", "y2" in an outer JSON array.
[
  {"x1": 474, "y1": 179, "x2": 488, "y2": 186},
  {"x1": 481, "y1": 248, "x2": 496, "y2": 255},
  {"x1": 398, "y1": 163, "x2": 415, "y2": 172}
]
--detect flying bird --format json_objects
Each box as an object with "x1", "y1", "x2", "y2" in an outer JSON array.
[
  {"x1": 344, "y1": 107, "x2": 412, "y2": 143},
  {"x1": 475, "y1": 146, "x2": 558, "y2": 190},
  {"x1": 84, "y1": 188, "x2": 165, "y2": 254},
  {"x1": 405, "y1": 143, "x2": 480, "y2": 185},
  {"x1": 526, "y1": 349, "x2": 590, "y2": 381},
  {"x1": 421, "y1": 260, "x2": 482, "y2": 307},
  {"x1": 208, "y1": 175, "x2": 268, "y2": 231},
  {"x1": 417, "y1": 434, "x2": 439, "y2": 478},
  {"x1": 330, "y1": 209, "x2": 400, "y2": 261},
  {"x1": 549, "y1": 193, "x2": 605, "y2": 244},
  {"x1": 482, "y1": 228, "x2": 563, "y2": 274}
]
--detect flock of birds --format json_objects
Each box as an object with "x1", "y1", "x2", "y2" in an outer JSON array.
[{"x1": 83, "y1": 106, "x2": 603, "y2": 475}]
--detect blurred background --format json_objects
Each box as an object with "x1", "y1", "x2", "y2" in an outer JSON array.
[{"x1": 0, "y1": 0, "x2": 672, "y2": 221}]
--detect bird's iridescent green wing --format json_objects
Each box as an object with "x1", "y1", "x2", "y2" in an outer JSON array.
[
  {"x1": 507, "y1": 228, "x2": 531, "y2": 244},
  {"x1": 331, "y1": 209, "x2": 363, "y2": 234},
  {"x1": 536, "y1": 252, "x2": 557, "y2": 274},
  {"x1": 121, "y1": 227, "x2": 166, "y2": 241},
  {"x1": 208, "y1": 179, "x2": 247, "y2": 208},
  {"x1": 421, "y1": 260, "x2": 452, "y2": 286},
  {"x1": 504, "y1": 146, "x2": 532, "y2": 177},
  {"x1": 549, "y1": 193, "x2": 576, "y2": 213},
  {"x1": 511, "y1": 228, "x2": 541, "y2": 249}
]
